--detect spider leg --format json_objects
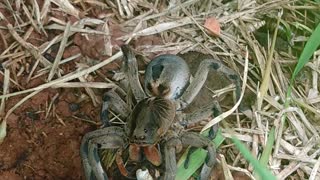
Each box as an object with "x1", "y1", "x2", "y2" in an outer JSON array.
[
  {"x1": 176, "y1": 59, "x2": 241, "y2": 110},
  {"x1": 80, "y1": 127, "x2": 126, "y2": 180},
  {"x1": 121, "y1": 45, "x2": 146, "y2": 102},
  {"x1": 101, "y1": 90, "x2": 130, "y2": 127},
  {"x1": 100, "y1": 93, "x2": 110, "y2": 128},
  {"x1": 179, "y1": 101, "x2": 220, "y2": 169},
  {"x1": 163, "y1": 138, "x2": 182, "y2": 180},
  {"x1": 180, "y1": 132, "x2": 216, "y2": 180},
  {"x1": 180, "y1": 101, "x2": 221, "y2": 128}
]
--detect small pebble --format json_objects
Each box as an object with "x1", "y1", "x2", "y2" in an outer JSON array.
[
  {"x1": 69, "y1": 103, "x2": 80, "y2": 112},
  {"x1": 136, "y1": 168, "x2": 153, "y2": 180},
  {"x1": 26, "y1": 111, "x2": 40, "y2": 121}
]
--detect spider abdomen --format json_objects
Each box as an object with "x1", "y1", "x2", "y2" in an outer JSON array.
[{"x1": 144, "y1": 55, "x2": 190, "y2": 99}]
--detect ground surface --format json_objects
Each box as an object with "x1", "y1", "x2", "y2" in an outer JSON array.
[
  {"x1": 0, "y1": 51, "x2": 234, "y2": 180},
  {"x1": 0, "y1": 87, "x2": 96, "y2": 179}
]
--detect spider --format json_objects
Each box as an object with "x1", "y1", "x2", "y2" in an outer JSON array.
[{"x1": 80, "y1": 45, "x2": 241, "y2": 180}]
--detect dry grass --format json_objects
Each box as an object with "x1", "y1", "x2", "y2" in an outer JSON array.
[{"x1": 0, "y1": 0, "x2": 319, "y2": 179}]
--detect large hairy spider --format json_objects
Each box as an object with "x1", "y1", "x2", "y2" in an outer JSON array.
[{"x1": 80, "y1": 45, "x2": 241, "y2": 180}]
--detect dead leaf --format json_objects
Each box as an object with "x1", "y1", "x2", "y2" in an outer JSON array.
[{"x1": 204, "y1": 17, "x2": 221, "y2": 36}]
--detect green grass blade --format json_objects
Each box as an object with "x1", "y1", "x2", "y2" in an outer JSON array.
[
  {"x1": 291, "y1": 22, "x2": 320, "y2": 81},
  {"x1": 175, "y1": 129, "x2": 225, "y2": 180},
  {"x1": 259, "y1": 127, "x2": 275, "y2": 166},
  {"x1": 253, "y1": 127, "x2": 275, "y2": 179},
  {"x1": 285, "y1": 22, "x2": 320, "y2": 108},
  {"x1": 231, "y1": 136, "x2": 276, "y2": 180}
]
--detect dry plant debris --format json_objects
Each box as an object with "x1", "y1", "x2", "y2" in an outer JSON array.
[{"x1": 0, "y1": 0, "x2": 319, "y2": 179}]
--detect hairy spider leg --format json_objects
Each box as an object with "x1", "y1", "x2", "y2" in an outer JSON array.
[
  {"x1": 176, "y1": 59, "x2": 241, "y2": 110},
  {"x1": 182, "y1": 101, "x2": 221, "y2": 170},
  {"x1": 99, "y1": 90, "x2": 132, "y2": 179},
  {"x1": 101, "y1": 90, "x2": 130, "y2": 126},
  {"x1": 100, "y1": 93, "x2": 110, "y2": 127},
  {"x1": 121, "y1": 45, "x2": 146, "y2": 102},
  {"x1": 80, "y1": 127, "x2": 126, "y2": 180},
  {"x1": 180, "y1": 101, "x2": 221, "y2": 128},
  {"x1": 164, "y1": 138, "x2": 181, "y2": 180},
  {"x1": 164, "y1": 132, "x2": 216, "y2": 180}
]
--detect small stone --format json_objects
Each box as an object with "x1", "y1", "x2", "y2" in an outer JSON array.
[{"x1": 69, "y1": 103, "x2": 80, "y2": 112}]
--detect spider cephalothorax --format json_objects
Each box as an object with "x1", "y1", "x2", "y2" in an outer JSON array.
[
  {"x1": 127, "y1": 97, "x2": 176, "y2": 145},
  {"x1": 80, "y1": 45, "x2": 242, "y2": 180}
]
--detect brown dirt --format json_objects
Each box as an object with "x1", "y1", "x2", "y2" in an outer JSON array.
[{"x1": 0, "y1": 89, "x2": 97, "y2": 180}]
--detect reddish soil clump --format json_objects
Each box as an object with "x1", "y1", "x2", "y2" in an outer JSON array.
[{"x1": 0, "y1": 89, "x2": 101, "y2": 179}]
